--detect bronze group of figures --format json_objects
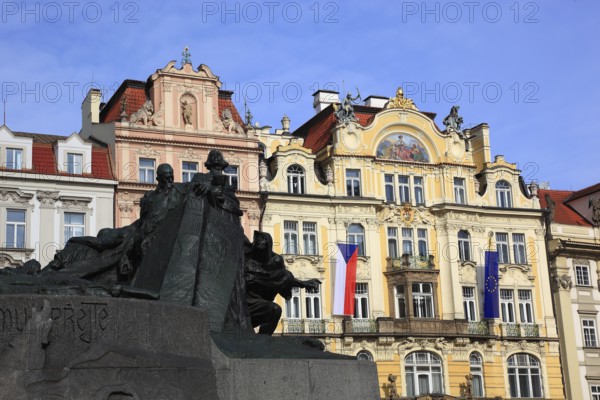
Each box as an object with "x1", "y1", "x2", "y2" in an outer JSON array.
[{"x1": 0, "y1": 150, "x2": 316, "y2": 336}]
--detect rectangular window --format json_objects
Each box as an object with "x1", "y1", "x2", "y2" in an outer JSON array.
[
  {"x1": 414, "y1": 176, "x2": 424, "y2": 205},
  {"x1": 417, "y1": 228, "x2": 428, "y2": 257},
  {"x1": 346, "y1": 169, "x2": 361, "y2": 197},
  {"x1": 285, "y1": 287, "x2": 301, "y2": 319},
  {"x1": 513, "y1": 233, "x2": 527, "y2": 264},
  {"x1": 64, "y1": 212, "x2": 85, "y2": 244},
  {"x1": 305, "y1": 285, "x2": 321, "y2": 319},
  {"x1": 496, "y1": 232, "x2": 510, "y2": 264},
  {"x1": 398, "y1": 175, "x2": 410, "y2": 203},
  {"x1": 518, "y1": 290, "x2": 534, "y2": 324},
  {"x1": 402, "y1": 228, "x2": 414, "y2": 256},
  {"x1": 395, "y1": 284, "x2": 407, "y2": 318},
  {"x1": 412, "y1": 283, "x2": 434, "y2": 318},
  {"x1": 354, "y1": 283, "x2": 369, "y2": 319},
  {"x1": 139, "y1": 158, "x2": 155, "y2": 183},
  {"x1": 302, "y1": 222, "x2": 317, "y2": 255},
  {"x1": 384, "y1": 174, "x2": 395, "y2": 202},
  {"x1": 182, "y1": 161, "x2": 198, "y2": 183},
  {"x1": 463, "y1": 287, "x2": 477, "y2": 321},
  {"x1": 6, "y1": 209, "x2": 26, "y2": 248},
  {"x1": 224, "y1": 165, "x2": 239, "y2": 190},
  {"x1": 592, "y1": 385, "x2": 600, "y2": 400},
  {"x1": 6, "y1": 148, "x2": 23, "y2": 170},
  {"x1": 67, "y1": 153, "x2": 83, "y2": 174},
  {"x1": 283, "y1": 221, "x2": 298, "y2": 254},
  {"x1": 583, "y1": 319, "x2": 598, "y2": 347},
  {"x1": 454, "y1": 177, "x2": 466, "y2": 204},
  {"x1": 500, "y1": 289, "x2": 516, "y2": 323},
  {"x1": 576, "y1": 265, "x2": 591, "y2": 286},
  {"x1": 388, "y1": 227, "x2": 398, "y2": 258}
]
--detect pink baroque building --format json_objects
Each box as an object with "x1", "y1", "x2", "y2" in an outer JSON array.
[{"x1": 80, "y1": 59, "x2": 262, "y2": 235}]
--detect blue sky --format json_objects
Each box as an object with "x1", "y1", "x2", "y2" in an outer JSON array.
[{"x1": 1, "y1": 0, "x2": 598, "y2": 190}]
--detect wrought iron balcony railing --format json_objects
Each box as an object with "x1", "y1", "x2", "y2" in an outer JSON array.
[{"x1": 388, "y1": 254, "x2": 436, "y2": 270}]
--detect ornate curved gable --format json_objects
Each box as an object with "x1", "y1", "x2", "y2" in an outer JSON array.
[{"x1": 376, "y1": 133, "x2": 430, "y2": 163}]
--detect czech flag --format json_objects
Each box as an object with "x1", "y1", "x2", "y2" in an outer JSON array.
[{"x1": 333, "y1": 243, "x2": 359, "y2": 316}]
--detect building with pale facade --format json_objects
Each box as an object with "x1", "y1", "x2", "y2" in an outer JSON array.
[
  {"x1": 0, "y1": 125, "x2": 116, "y2": 267},
  {"x1": 540, "y1": 184, "x2": 600, "y2": 400},
  {"x1": 257, "y1": 90, "x2": 564, "y2": 399},
  {"x1": 80, "y1": 59, "x2": 262, "y2": 235}
]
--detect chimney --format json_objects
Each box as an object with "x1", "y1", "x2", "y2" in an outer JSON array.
[
  {"x1": 81, "y1": 88, "x2": 101, "y2": 132},
  {"x1": 312, "y1": 90, "x2": 339, "y2": 113},
  {"x1": 364, "y1": 95, "x2": 389, "y2": 108}
]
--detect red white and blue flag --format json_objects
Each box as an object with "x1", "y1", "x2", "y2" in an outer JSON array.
[{"x1": 333, "y1": 243, "x2": 359, "y2": 316}]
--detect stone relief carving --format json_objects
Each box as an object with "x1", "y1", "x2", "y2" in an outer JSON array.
[
  {"x1": 499, "y1": 265, "x2": 534, "y2": 286},
  {"x1": 458, "y1": 263, "x2": 477, "y2": 284},
  {"x1": 0, "y1": 188, "x2": 34, "y2": 204},
  {"x1": 136, "y1": 144, "x2": 160, "y2": 158},
  {"x1": 179, "y1": 148, "x2": 201, "y2": 161},
  {"x1": 551, "y1": 273, "x2": 572, "y2": 291},
  {"x1": 129, "y1": 100, "x2": 155, "y2": 126},
  {"x1": 36, "y1": 190, "x2": 60, "y2": 207},
  {"x1": 58, "y1": 196, "x2": 92, "y2": 211},
  {"x1": 259, "y1": 160, "x2": 270, "y2": 192}
]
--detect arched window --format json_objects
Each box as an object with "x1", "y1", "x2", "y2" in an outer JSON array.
[
  {"x1": 405, "y1": 352, "x2": 443, "y2": 396},
  {"x1": 496, "y1": 180, "x2": 512, "y2": 208},
  {"x1": 356, "y1": 350, "x2": 373, "y2": 361},
  {"x1": 508, "y1": 353, "x2": 543, "y2": 398},
  {"x1": 287, "y1": 164, "x2": 305, "y2": 194},
  {"x1": 458, "y1": 230, "x2": 471, "y2": 262},
  {"x1": 347, "y1": 224, "x2": 365, "y2": 256},
  {"x1": 470, "y1": 352, "x2": 485, "y2": 397}
]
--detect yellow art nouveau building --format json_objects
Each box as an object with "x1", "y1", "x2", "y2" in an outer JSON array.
[{"x1": 258, "y1": 90, "x2": 564, "y2": 399}]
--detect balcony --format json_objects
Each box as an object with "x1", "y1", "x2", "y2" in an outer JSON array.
[
  {"x1": 280, "y1": 319, "x2": 330, "y2": 334},
  {"x1": 387, "y1": 254, "x2": 436, "y2": 270},
  {"x1": 373, "y1": 318, "x2": 491, "y2": 337},
  {"x1": 468, "y1": 321, "x2": 490, "y2": 335},
  {"x1": 501, "y1": 323, "x2": 540, "y2": 338},
  {"x1": 349, "y1": 319, "x2": 377, "y2": 333}
]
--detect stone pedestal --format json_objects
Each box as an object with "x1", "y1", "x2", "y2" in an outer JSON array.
[{"x1": 0, "y1": 295, "x2": 379, "y2": 400}]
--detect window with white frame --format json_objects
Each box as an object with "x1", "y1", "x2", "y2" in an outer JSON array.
[
  {"x1": 454, "y1": 177, "x2": 466, "y2": 204},
  {"x1": 518, "y1": 290, "x2": 534, "y2": 324},
  {"x1": 139, "y1": 158, "x2": 155, "y2": 183},
  {"x1": 398, "y1": 175, "x2": 410, "y2": 203},
  {"x1": 354, "y1": 283, "x2": 369, "y2": 319},
  {"x1": 5, "y1": 209, "x2": 26, "y2": 248},
  {"x1": 463, "y1": 287, "x2": 477, "y2": 322},
  {"x1": 384, "y1": 174, "x2": 395, "y2": 202},
  {"x1": 395, "y1": 284, "x2": 407, "y2": 318},
  {"x1": 470, "y1": 353, "x2": 485, "y2": 397},
  {"x1": 6, "y1": 148, "x2": 23, "y2": 170},
  {"x1": 283, "y1": 221, "x2": 298, "y2": 254},
  {"x1": 356, "y1": 350, "x2": 373, "y2": 361},
  {"x1": 346, "y1": 169, "x2": 361, "y2": 196},
  {"x1": 500, "y1": 289, "x2": 516, "y2": 323},
  {"x1": 583, "y1": 319, "x2": 598, "y2": 347},
  {"x1": 64, "y1": 212, "x2": 85, "y2": 243},
  {"x1": 302, "y1": 222, "x2": 318, "y2": 255},
  {"x1": 513, "y1": 233, "x2": 527, "y2": 264},
  {"x1": 347, "y1": 224, "x2": 365, "y2": 256},
  {"x1": 458, "y1": 230, "x2": 471, "y2": 262},
  {"x1": 405, "y1": 352, "x2": 443, "y2": 396},
  {"x1": 224, "y1": 165, "x2": 239, "y2": 190},
  {"x1": 388, "y1": 227, "x2": 398, "y2": 258},
  {"x1": 402, "y1": 227, "x2": 414, "y2": 256},
  {"x1": 414, "y1": 176, "x2": 425, "y2": 205},
  {"x1": 287, "y1": 164, "x2": 305, "y2": 194},
  {"x1": 592, "y1": 385, "x2": 600, "y2": 400},
  {"x1": 305, "y1": 285, "x2": 321, "y2": 319},
  {"x1": 576, "y1": 264, "x2": 591, "y2": 286},
  {"x1": 66, "y1": 152, "x2": 83, "y2": 174},
  {"x1": 412, "y1": 283, "x2": 434, "y2": 318},
  {"x1": 285, "y1": 287, "x2": 301, "y2": 318},
  {"x1": 417, "y1": 228, "x2": 428, "y2": 257},
  {"x1": 496, "y1": 232, "x2": 510, "y2": 264},
  {"x1": 181, "y1": 161, "x2": 198, "y2": 183},
  {"x1": 496, "y1": 180, "x2": 513, "y2": 208},
  {"x1": 508, "y1": 353, "x2": 543, "y2": 398}
]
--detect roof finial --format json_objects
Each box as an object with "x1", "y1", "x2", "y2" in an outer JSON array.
[
  {"x1": 244, "y1": 98, "x2": 253, "y2": 127},
  {"x1": 2, "y1": 98, "x2": 6, "y2": 126},
  {"x1": 182, "y1": 46, "x2": 192, "y2": 67}
]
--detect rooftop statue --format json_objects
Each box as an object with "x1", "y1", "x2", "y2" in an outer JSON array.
[
  {"x1": 333, "y1": 89, "x2": 361, "y2": 124},
  {"x1": 385, "y1": 87, "x2": 418, "y2": 111},
  {"x1": 443, "y1": 105, "x2": 464, "y2": 135}
]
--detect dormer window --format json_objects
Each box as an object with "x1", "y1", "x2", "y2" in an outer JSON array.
[
  {"x1": 287, "y1": 165, "x2": 305, "y2": 194},
  {"x1": 6, "y1": 148, "x2": 23, "y2": 170},
  {"x1": 496, "y1": 180, "x2": 512, "y2": 208},
  {"x1": 66, "y1": 153, "x2": 83, "y2": 174}
]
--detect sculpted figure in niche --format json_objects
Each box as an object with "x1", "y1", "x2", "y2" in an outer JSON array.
[
  {"x1": 181, "y1": 99, "x2": 193, "y2": 126},
  {"x1": 245, "y1": 231, "x2": 320, "y2": 334}
]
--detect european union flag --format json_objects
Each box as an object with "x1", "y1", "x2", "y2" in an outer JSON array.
[{"x1": 483, "y1": 251, "x2": 500, "y2": 319}]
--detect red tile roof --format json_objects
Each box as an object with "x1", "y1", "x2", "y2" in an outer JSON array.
[
  {"x1": 539, "y1": 189, "x2": 591, "y2": 226},
  {"x1": 218, "y1": 90, "x2": 246, "y2": 131},
  {"x1": 566, "y1": 182, "x2": 600, "y2": 202},
  {"x1": 100, "y1": 80, "x2": 147, "y2": 123},
  {"x1": 7, "y1": 132, "x2": 115, "y2": 180}
]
